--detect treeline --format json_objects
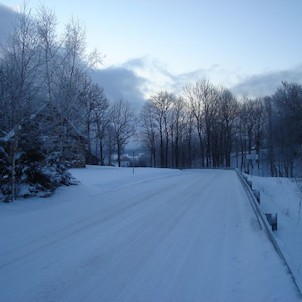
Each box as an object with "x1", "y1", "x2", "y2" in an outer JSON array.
[
  {"x1": 0, "y1": 4, "x2": 136, "y2": 200},
  {"x1": 139, "y1": 80, "x2": 302, "y2": 177}
]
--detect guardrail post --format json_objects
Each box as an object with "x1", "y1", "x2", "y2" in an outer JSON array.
[
  {"x1": 272, "y1": 213, "x2": 278, "y2": 231},
  {"x1": 265, "y1": 213, "x2": 278, "y2": 231}
]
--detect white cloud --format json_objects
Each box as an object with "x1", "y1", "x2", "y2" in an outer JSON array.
[{"x1": 115, "y1": 57, "x2": 243, "y2": 98}]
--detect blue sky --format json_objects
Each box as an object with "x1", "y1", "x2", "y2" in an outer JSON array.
[{"x1": 1, "y1": 0, "x2": 302, "y2": 102}]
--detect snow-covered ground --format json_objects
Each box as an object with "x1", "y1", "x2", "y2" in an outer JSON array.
[
  {"x1": 249, "y1": 174, "x2": 302, "y2": 291},
  {"x1": 0, "y1": 167, "x2": 301, "y2": 302}
]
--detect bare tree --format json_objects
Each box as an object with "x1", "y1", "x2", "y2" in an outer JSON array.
[
  {"x1": 140, "y1": 101, "x2": 158, "y2": 167},
  {"x1": 181, "y1": 108, "x2": 195, "y2": 168},
  {"x1": 140, "y1": 94, "x2": 195, "y2": 169},
  {"x1": 110, "y1": 99, "x2": 137, "y2": 167},
  {"x1": 184, "y1": 79, "x2": 220, "y2": 167},
  {"x1": 237, "y1": 97, "x2": 264, "y2": 173},
  {"x1": 169, "y1": 97, "x2": 187, "y2": 168},
  {"x1": 76, "y1": 77, "x2": 107, "y2": 156},
  {"x1": 147, "y1": 91, "x2": 174, "y2": 168},
  {"x1": 217, "y1": 89, "x2": 239, "y2": 167},
  {"x1": 263, "y1": 96, "x2": 277, "y2": 176},
  {"x1": 91, "y1": 85, "x2": 110, "y2": 165}
]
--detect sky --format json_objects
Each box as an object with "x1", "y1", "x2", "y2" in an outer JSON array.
[{"x1": 1, "y1": 0, "x2": 302, "y2": 105}]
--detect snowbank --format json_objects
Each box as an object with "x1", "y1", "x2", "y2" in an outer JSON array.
[{"x1": 249, "y1": 174, "x2": 302, "y2": 290}]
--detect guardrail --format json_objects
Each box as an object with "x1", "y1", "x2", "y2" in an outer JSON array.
[{"x1": 235, "y1": 168, "x2": 302, "y2": 297}]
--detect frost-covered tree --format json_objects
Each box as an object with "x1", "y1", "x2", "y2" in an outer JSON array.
[
  {"x1": 0, "y1": 3, "x2": 41, "y2": 200},
  {"x1": 35, "y1": 4, "x2": 60, "y2": 104},
  {"x1": 0, "y1": 3, "x2": 104, "y2": 200}
]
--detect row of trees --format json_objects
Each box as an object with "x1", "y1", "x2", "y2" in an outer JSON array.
[
  {"x1": 139, "y1": 80, "x2": 302, "y2": 177},
  {"x1": 139, "y1": 80, "x2": 261, "y2": 170}
]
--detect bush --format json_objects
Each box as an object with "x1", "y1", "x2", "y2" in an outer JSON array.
[{"x1": 0, "y1": 130, "x2": 78, "y2": 201}]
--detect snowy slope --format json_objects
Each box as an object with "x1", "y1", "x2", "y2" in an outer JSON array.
[
  {"x1": 250, "y1": 175, "x2": 302, "y2": 291},
  {"x1": 0, "y1": 167, "x2": 300, "y2": 302}
]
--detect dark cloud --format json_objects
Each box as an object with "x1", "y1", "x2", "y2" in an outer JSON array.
[
  {"x1": 231, "y1": 65, "x2": 302, "y2": 97},
  {"x1": 0, "y1": 4, "x2": 16, "y2": 46},
  {"x1": 91, "y1": 66, "x2": 147, "y2": 108}
]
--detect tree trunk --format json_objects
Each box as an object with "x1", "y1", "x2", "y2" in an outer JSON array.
[
  {"x1": 117, "y1": 142, "x2": 121, "y2": 167},
  {"x1": 10, "y1": 134, "x2": 18, "y2": 202},
  {"x1": 99, "y1": 139, "x2": 104, "y2": 166}
]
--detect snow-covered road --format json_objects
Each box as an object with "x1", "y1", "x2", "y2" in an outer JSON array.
[{"x1": 0, "y1": 167, "x2": 300, "y2": 301}]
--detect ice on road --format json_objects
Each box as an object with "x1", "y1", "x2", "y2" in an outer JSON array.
[{"x1": 0, "y1": 167, "x2": 300, "y2": 301}]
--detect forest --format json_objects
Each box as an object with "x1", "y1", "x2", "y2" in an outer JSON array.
[{"x1": 1, "y1": 4, "x2": 302, "y2": 201}]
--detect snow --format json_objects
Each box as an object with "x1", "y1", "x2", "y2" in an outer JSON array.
[
  {"x1": 249, "y1": 174, "x2": 302, "y2": 291},
  {"x1": 0, "y1": 167, "x2": 301, "y2": 302}
]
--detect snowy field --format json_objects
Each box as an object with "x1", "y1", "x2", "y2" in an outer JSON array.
[{"x1": 0, "y1": 167, "x2": 301, "y2": 302}]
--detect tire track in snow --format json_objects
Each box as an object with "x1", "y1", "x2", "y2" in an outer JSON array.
[
  {"x1": 0, "y1": 173, "x2": 186, "y2": 270},
  {"x1": 20, "y1": 172, "x2": 218, "y2": 302},
  {"x1": 0, "y1": 171, "x2": 203, "y2": 271}
]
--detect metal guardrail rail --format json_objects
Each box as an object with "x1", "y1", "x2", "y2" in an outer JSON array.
[{"x1": 235, "y1": 168, "x2": 302, "y2": 297}]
